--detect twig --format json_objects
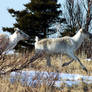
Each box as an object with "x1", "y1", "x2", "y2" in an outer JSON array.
[{"x1": 0, "y1": 51, "x2": 45, "y2": 75}]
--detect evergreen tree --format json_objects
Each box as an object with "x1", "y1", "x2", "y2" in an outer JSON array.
[{"x1": 3, "y1": 0, "x2": 64, "y2": 48}]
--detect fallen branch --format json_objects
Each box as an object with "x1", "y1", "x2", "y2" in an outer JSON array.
[{"x1": 0, "y1": 51, "x2": 45, "y2": 75}]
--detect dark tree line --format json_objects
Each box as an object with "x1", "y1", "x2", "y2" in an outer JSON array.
[{"x1": 3, "y1": 0, "x2": 65, "y2": 49}]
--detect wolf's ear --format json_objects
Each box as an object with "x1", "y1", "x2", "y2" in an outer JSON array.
[
  {"x1": 14, "y1": 28, "x2": 20, "y2": 34},
  {"x1": 79, "y1": 28, "x2": 83, "y2": 32},
  {"x1": 35, "y1": 36, "x2": 39, "y2": 42},
  {"x1": 14, "y1": 28, "x2": 18, "y2": 31}
]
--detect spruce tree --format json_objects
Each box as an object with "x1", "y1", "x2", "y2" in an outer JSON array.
[{"x1": 3, "y1": 0, "x2": 64, "y2": 48}]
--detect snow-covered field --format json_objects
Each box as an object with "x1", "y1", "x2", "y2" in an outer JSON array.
[{"x1": 10, "y1": 70, "x2": 92, "y2": 87}]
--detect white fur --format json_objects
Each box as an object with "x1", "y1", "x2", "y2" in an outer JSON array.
[
  {"x1": 0, "y1": 29, "x2": 29, "y2": 54},
  {"x1": 34, "y1": 28, "x2": 92, "y2": 72}
]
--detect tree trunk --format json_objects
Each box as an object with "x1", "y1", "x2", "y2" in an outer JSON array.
[
  {"x1": 85, "y1": 0, "x2": 91, "y2": 31},
  {"x1": 43, "y1": 27, "x2": 47, "y2": 38},
  {"x1": 85, "y1": 0, "x2": 92, "y2": 58}
]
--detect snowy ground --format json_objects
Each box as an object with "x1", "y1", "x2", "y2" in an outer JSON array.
[{"x1": 10, "y1": 70, "x2": 92, "y2": 87}]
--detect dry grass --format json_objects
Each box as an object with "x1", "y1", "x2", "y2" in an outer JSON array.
[
  {"x1": 0, "y1": 50, "x2": 92, "y2": 92},
  {"x1": 0, "y1": 76, "x2": 92, "y2": 92}
]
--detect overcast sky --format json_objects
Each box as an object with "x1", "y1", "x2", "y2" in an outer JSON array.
[
  {"x1": 0, "y1": 0, "x2": 63, "y2": 34},
  {"x1": 0, "y1": 0, "x2": 29, "y2": 34}
]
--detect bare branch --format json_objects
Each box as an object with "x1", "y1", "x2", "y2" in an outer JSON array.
[
  {"x1": 0, "y1": 51, "x2": 46, "y2": 75},
  {"x1": 81, "y1": 0, "x2": 88, "y2": 12},
  {"x1": 85, "y1": 0, "x2": 92, "y2": 31}
]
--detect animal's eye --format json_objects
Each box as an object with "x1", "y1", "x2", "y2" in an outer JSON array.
[
  {"x1": 19, "y1": 31, "x2": 23, "y2": 34},
  {"x1": 16, "y1": 30, "x2": 21, "y2": 34},
  {"x1": 16, "y1": 31, "x2": 19, "y2": 34}
]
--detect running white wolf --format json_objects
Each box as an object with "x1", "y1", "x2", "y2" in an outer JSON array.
[
  {"x1": 0, "y1": 28, "x2": 30, "y2": 55},
  {"x1": 30, "y1": 28, "x2": 92, "y2": 72}
]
